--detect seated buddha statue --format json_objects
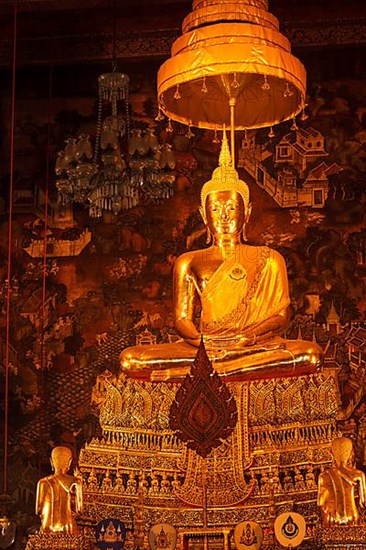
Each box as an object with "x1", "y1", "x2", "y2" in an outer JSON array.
[{"x1": 120, "y1": 132, "x2": 322, "y2": 382}]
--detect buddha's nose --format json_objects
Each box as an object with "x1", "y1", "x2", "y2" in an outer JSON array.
[{"x1": 220, "y1": 207, "x2": 230, "y2": 221}]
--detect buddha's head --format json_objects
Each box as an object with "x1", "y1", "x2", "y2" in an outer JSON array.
[
  {"x1": 200, "y1": 130, "x2": 251, "y2": 242},
  {"x1": 331, "y1": 437, "x2": 353, "y2": 467},
  {"x1": 51, "y1": 445, "x2": 73, "y2": 474}
]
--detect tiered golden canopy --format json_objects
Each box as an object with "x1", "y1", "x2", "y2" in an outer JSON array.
[{"x1": 158, "y1": 0, "x2": 306, "y2": 130}]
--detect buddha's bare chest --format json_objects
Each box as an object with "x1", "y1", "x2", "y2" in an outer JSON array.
[{"x1": 189, "y1": 253, "x2": 258, "y2": 291}]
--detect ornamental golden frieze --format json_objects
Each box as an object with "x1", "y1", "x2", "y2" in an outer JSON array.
[
  {"x1": 79, "y1": 369, "x2": 340, "y2": 533},
  {"x1": 25, "y1": 533, "x2": 86, "y2": 550}
]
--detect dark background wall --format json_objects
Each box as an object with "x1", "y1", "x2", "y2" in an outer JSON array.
[{"x1": 0, "y1": 1, "x2": 366, "y2": 544}]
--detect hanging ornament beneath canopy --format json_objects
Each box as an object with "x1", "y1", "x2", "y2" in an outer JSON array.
[{"x1": 157, "y1": 0, "x2": 306, "y2": 132}]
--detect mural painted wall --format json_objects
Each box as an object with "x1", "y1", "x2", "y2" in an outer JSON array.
[{"x1": 0, "y1": 57, "x2": 366, "y2": 542}]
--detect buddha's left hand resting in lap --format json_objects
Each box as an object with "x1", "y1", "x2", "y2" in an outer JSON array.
[{"x1": 120, "y1": 134, "x2": 323, "y2": 381}]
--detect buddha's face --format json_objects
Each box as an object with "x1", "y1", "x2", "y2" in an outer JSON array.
[{"x1": 204, "y1": 190, "x2": 247, "y2": 240}]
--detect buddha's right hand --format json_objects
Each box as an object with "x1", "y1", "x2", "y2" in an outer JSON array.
[
  {"x1": 176, "y1": 319, "x2": 201, "y2": 346},
  {"x1": 185, "y1": 336, "x2": 201, "y2": 347},
  {"x1": 185, "y1": 334, "x2": 228, "y2": 348},
  {"x1": 202, "y1": 333, "x2": 256, "y2": 349}
]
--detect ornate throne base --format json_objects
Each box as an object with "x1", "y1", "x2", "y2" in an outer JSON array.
[
  {"x1": 318, "y1": 525, "x2": 366, "y2": 550},
  {"x1": 25, "y1": 533, "x2": 86, "y2": 550},
  {"x1": 79, "y1": 367, "x2": 340, "y2": 547}
]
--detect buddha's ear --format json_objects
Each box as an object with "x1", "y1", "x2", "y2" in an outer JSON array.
[
  {"x1": 245, "y1": 203, "x2": 252, "y2": 222},
  {"x1": 199, "y1": 206, "x2": 207, "y2": 225}
]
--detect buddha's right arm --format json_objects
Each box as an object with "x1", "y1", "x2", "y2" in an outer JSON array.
[
  {"x1": 75, "y1": 482, "x2": 83, "y2": 513},
  {"x1": 173, "y1": 254, "x2": 201, "y2": 346},
  {"x1": 359, "y1": 472, "x2": 366, "y2": 506},
  {"x1": 35, "y1": 480, "x2": 44, "y2": 515}
]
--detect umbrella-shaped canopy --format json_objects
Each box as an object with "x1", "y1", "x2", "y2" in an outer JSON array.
[{"x1": 158, "y1": 0, "x2": 306, "y2": 131}]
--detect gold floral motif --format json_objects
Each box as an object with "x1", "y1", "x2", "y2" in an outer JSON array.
[
  {"x1": 100, "y1": 377, "x2": 178, "y2": 431},
  {"x1": 249, "y1": 373, "x2": 339, "y2": 426},
  {"x1": 318, "y1": 525, "x2": 366, "y2": 549}
]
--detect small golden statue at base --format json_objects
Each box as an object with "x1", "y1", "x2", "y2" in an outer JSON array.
[
  {"x1": 35, "y1": 446, "x2": 83, "y2": 534},
  {"x1": 318, "y1": 437, "x2": 366, "y2": 526}
]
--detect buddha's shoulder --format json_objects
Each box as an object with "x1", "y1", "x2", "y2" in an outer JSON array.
[
  {"x1": 243, "y1": 245, "x2": 286, "y2": 266},
  {"x1": 174, "y1": 249, "x2": 201, "y2": 269},
  {"x1": 267, "y1": 246, "x2": 286, "y2": 265},
  {"x1": 174, "y1": 248, "x2": 217, "y2": 275},
  {"x1": 38, "y1": 474, "x2": 56, "y2": 484}
]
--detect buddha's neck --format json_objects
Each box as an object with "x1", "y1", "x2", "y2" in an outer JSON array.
[{"x1": 213, "y1": 235, "x2": 241, "y2": 258}]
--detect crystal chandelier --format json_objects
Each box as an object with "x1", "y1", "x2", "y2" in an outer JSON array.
[{"x1": 55, "y1": 71, "x2": 176, "y2": 218}]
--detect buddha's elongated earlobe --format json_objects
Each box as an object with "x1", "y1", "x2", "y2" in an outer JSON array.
[
  {"x1": 199, "y1": 205, "x2": 206, "y2": 224},
  {"x1": 246, "y1": 203, "x2": 252, "y2": 223},
  {"x1": 199, "y1": 205, "x2": 211, "y2": 243},
  {"x1": 242, "y1": 203, "x2": 252, "y2": 242},
  {"x1": 206, "y1": 226, "x2": 213, "y2": 244}
]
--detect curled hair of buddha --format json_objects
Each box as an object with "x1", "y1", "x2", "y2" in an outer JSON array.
[{"x1": 200, "y1": 127, "x2": 250, "y2": 213}]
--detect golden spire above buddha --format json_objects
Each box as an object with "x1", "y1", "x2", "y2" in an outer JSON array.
[
  {"x1": 120, "y1": 131, "x2": 322, "y2": 381},
  {"x1": 200, "y1": 127, "x2": 250, "y2": 211}
]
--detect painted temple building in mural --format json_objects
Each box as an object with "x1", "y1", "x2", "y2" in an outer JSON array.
[{"x1": 239, "y1": 127, "x2": 342, "y2": 208}]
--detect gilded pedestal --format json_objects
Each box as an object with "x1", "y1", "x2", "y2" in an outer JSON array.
[
  {"x1": 318, "y1": 525, "x2": 366, "y2": 550},
  {"x1": 25, "y1": 533, "x2": 86, "y2": 550},
  {"x1": 79, "y1": 367, "x2": 340, "y2": 545}
]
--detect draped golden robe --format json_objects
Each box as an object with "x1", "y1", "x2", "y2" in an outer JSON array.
[
  {"x1": 120, "y1": 247, "x2": 322, "y2": 381},
  {"x1": 36, "y1": 475, "x2": 81, "y2": 534},
  {"x1": 200, "y1": 248, "x2": 289, "y2": 339},
  {"x1": 318, "y1": 466, "x2": 366, "y2": 526}
]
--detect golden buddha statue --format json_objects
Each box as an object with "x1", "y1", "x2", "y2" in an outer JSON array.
[
  {"x1": 318, "y1": 437, "x2": 366, "y2": 526},
  {"x1": 120, "y1": 132, "x2": 322, "y2": 381},
  {"x1": 35, "y1": 446, "x2": 83, "y2": 534}
]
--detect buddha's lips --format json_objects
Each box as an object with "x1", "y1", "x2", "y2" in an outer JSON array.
[{"x1": 218, "y1": 222, "x2": 235, "y2": 232}]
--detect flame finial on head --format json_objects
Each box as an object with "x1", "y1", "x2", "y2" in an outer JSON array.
[
  {"x1": 218, "y1": 125, "x2": 232, "y2": 167},
  {"x1": 200, "y1": 127, "x2": 250, "y2": 212}
]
